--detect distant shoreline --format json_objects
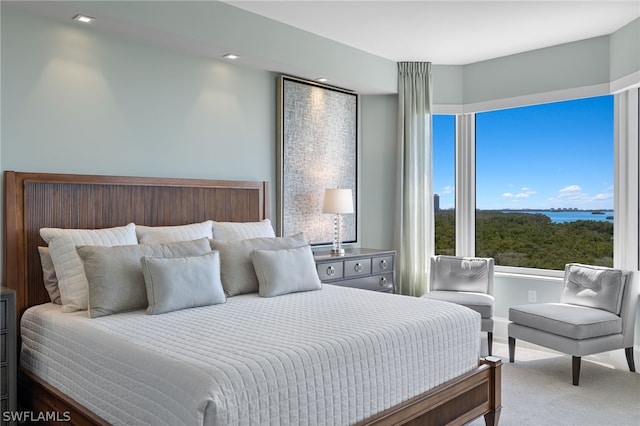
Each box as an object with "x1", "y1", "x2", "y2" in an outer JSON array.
[
  {"x1": 499, "y1": 209, "x2": 611, "y2": 212},
  {"x1": 437, "y1": 208, "x2": 613, "y2": 213}
]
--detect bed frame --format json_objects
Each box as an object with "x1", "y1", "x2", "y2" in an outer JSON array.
[{"x1": 3, "y1": 170, "x2": 501, "y2": 426}]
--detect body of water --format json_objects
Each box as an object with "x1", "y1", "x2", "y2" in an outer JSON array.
[{"x1": 502, "y1": 210, "x2": 614, "y2": 224}]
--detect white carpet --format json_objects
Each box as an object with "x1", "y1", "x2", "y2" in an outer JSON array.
[{"x1": 468, "y1": 341, "x2": 640, "y2": 426}]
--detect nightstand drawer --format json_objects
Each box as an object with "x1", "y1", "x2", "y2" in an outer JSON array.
[
  {"x1": 332, "y1": 273, "x2": 394, "y2": 293},
  {"x1": 1, "y1": 365, "x2": 6, "y2": 397},
  {"x1": 344, "y1": 258, "x2": 371, "y2": 277},
  {"x1": 316, "y1": 261, "x2": 344, "y2": 281},
  {"x1": 372, "y1": 255, "x2": 394, "y2": 274},
  {"x1": 0, "y1": 299, "x2": 6, "y2": 330},
  {"x1": 1, "y1": 288, "x2": 16, "y2": 422}
]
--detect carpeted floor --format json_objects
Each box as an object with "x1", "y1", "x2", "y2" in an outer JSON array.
[{"x1": 468, "y1": 340, "x2": 640, "y2": 426}]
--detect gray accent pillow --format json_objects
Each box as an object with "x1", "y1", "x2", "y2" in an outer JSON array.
[
  {"x1": 141, "y1": 251, "x2": 226, "y2": 315},
  {"x1": 77, "y1": 238, "x2": 212, "y2": 318},
  {"x1": 561, "y1": 263, "x2": 627, "y2": 315},
  {"x1": 251, "y1": 245, "x2": 322, "y2": 298},
  {"x1": 40, "y1": 223, "x2": 138, "y2": 312},
  {"x1": 210, "y1": 233, "x2": 308, "y2": 296},
  {"x1": 212, "y1": 219, "x2": 275, "y2": 241},
  {"x1": 136, "y1": 221, "x2": 213, "y2": 244},
  {"x1": 38, "y1": 246, "x2": 61, "y2": 304}
]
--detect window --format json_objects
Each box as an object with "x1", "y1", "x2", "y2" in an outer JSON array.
[
  {"x1": 433, "y1": 114, "x2": 456, "y2": 255},
  {"x1": 475, "y1": 95, "x2": 614, "y2": 269}
]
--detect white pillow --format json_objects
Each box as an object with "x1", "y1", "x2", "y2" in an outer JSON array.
[
  {"x1": 251, "y1": 245, "x2": 322, "y2": 297},
  {"x1": 136, "y1": 220, "x2": 213, "y2": 244},
  {"x1": 40, "y1": 223, "x2": 137, "y2": 312},
  {"x1": 212, "y1": 219, "x2": 275, "y2": 241}
]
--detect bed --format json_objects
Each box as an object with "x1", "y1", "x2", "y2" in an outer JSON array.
[{"x1": 3, "y1": 170, "x2": 501, "y2": 426}]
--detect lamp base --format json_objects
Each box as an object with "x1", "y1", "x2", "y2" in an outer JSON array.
[{"x1": 330, "y1": 248, "x2": 345, "y2": 256}]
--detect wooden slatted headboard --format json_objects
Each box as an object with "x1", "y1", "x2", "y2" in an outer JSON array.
[{"x1": 2, "y1": 171, "x2": 269, "y2": 320}]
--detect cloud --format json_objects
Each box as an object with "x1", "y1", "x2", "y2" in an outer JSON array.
[
  {"x1": 593, "y1": 193, "x2": 612, "y2": 200},
  {"x1": 550, "y1": 184, "x2": 613, "y2": 208},
  {"x1": 441, "y1": 185, "x2": 454, "y2": 195},
  {"x1": 515, "y1": 188, "x2": 536, "y2": 198},
  {"x1": 559, "y1": 185, "x2": 582, "y2": 194},
  {"x1": 502, "y1": 192, "x2": 514, "y2": 198}
]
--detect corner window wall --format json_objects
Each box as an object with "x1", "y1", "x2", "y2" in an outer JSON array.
[
  {"x1": 433, "y1": 115, "x2": 456, "y2": 255},
  {"x1": 434, "y1": 94, "x2": 624, "y2": 272}
]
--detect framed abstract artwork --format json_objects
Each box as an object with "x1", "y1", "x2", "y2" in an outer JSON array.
[{"x1": 276, "y1": 75, "x2": 358, "y2": 246}]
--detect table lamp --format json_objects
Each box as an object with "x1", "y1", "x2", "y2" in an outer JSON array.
[{"x1": 322, "y1": 188, "x2": 354, "y2": 256}]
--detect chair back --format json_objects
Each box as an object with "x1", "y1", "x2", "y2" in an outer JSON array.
[
  {"x1": 620, "y1": 270, "x2": 638, "y2": 348},
  {"x1": 561, "y1": 263, "x2": 638, "y2": 347},
  {"x1": 430, "y1": 255, "x2": 494, "y2": 295},
  {"x1": 561, "y1": 263, "x2": 628, "y2": 314}
]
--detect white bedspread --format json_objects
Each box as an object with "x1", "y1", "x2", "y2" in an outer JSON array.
[{"x1": 21, "y1": 285, "x2": 481, "y2": 426}]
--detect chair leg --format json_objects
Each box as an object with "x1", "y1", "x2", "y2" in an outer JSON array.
[
  {"x1": 572, "y1": 356, "x2": 581, "y2": 386},
  {"x1": 508, "y1": 337, "x2": 515, "y2": 362},
  {"x1": 625, "y1": 347, "x2": 636, "y2": 372},
  {"x1": 487, "y1": 332, "x2": 493, "y2": 356}
]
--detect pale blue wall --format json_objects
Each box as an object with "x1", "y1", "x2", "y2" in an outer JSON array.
[
  {"x1": 59, "y1": 0, "x2": 398, "y2": 95},
  {"x1": 360, "y1": 95, "x2": 397, "y2": 250},
  {"x1": 463, "y1": 36, "x2": 610, "y2": 105},
  {"x1": 1, "y1": 8, "x2": 277, "y2": 210},
  {"x1": 610, "y1": 18, "x2": 640, "y2": 81}
]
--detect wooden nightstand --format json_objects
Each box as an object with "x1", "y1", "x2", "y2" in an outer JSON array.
[
  {"x1": 1, "y1": 287, "x2": 17, "y2": 423},
  {"x1": 314, "y1": 248, "x2": 396, "y2": 293}
]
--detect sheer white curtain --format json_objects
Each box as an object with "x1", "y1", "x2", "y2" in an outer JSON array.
[{"x1": 394, "y1": 62, "x2": 433, "y2": 296}]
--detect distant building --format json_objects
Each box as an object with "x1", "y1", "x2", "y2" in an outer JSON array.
[{"x1": 434, "y1": 193, "x2": 440, "y2": 212}]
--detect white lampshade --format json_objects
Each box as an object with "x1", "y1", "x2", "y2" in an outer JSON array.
[{"x1": 322, "y1": 189, "x2": 354, "y2": 214}]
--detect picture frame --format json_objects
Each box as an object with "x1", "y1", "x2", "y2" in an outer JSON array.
[{"x1": 276, "y1": 75, "x2": 358, "y2": 246}]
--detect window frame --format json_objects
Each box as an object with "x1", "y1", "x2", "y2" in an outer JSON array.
[{"x1": 433, "y1": 85, "x2": 640, "y2": 277}]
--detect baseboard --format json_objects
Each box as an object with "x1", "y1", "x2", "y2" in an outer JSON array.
[{"x1": 493, "y1": 316, "x2": 509, "y2": 341}]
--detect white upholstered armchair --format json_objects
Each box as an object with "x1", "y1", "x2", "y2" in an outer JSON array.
[
  {"x1": 508, "y1": 263, "x2": 638, "y2": 386},
  {"x1": 422, "y1": 256, "x2": 495, "y2": 355}
]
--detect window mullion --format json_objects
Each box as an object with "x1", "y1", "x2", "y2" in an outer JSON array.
[
  {"x1": 613, "y1": 89, "x2": 640, "y2": 271},
  {"x1": 455, "y1": 113, "x2": 476, "y2": 256}
]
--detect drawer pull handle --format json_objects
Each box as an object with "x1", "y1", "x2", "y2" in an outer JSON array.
[
  {"x1": 326, "y1": 266, "x2": 336, "y2": 276},
  {"x1": 380, "y1": 277, "x2": 393, "y2": 288},
  {"x1": 354, "y1": 263, "x2": 363, "y2": 273},
  {"x1": 379, "y1": 259, "x2": 388, "y2": 269}
]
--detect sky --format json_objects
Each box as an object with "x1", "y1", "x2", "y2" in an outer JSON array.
[{"x1": 433, "y1": 95, "x2": 614, "y2": 210}]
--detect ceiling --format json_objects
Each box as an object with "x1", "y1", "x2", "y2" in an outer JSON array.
[{"x1": 225, "y1": 0, "x2": 640, "y2": 65}]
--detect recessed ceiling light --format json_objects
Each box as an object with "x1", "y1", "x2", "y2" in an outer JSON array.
[
  {"x1": 223, "y1": 54, "x2": 239, "y2": 60},
  {"x1": 73, "y1": 14, "x2": 95, "y2": 24},
  {"x1": 316, "y1": 78, "x2": 328, "y2": 83}
]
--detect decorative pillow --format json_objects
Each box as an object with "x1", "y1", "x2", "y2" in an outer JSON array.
[
  {"x1": 210, "y1": 233, "x2": 308, "y2": 296},
  {"x1": 562, "y1": 263, "x2": 627, "y2": 315},
  {"x1": 37, "y1": 247, "x2": 61, "y2": 304},
  {"x1": 431, "y1": 256, "x2": 492, "y2": 293},
  {"x1": 40, "y1": 223, "x2": 138, "y2": 312},
  {"x1": 251, "y1": 245, "x2": 322, "y2": 297},
  {"x1": 135, "y1": 220, "x2": 213, "y2": 244},
  {"x1": 212, "y1": 219, "x2": 275, "y2": 241},
  {"x1": 141, "y1": 251, "x2": 226, "y2": 315},
  {"x1": 77, "y1": 238, "x2": 212, "y2": 318}
]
